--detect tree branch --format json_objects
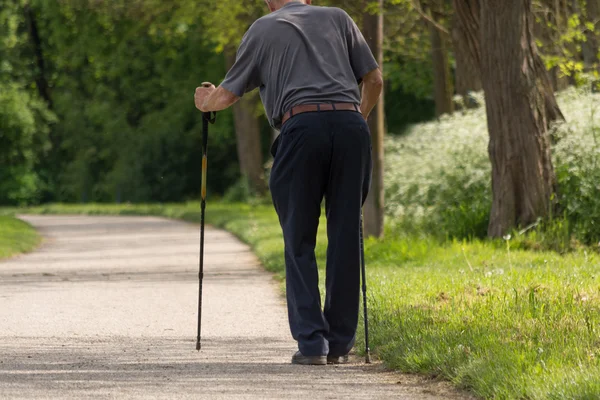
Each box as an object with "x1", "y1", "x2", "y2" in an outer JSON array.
[{"x1": 412, "y1": 0, "x2": 450, "y2": 36}]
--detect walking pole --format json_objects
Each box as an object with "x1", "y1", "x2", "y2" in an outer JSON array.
[
  {"x1": 360, "y1": 215, "x2": 371, "y2": 363},
  {"x1": 196, "y1": 84, "x2": 216, "y2": 352}
]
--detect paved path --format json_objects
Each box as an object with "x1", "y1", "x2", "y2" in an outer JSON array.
[{"x1": 0, "y1": 215, "x2": 471, "y2": 399}]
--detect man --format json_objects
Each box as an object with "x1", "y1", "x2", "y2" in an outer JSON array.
[{"x1": 195, "y1": 0, "x2": 383, "y2": 366}]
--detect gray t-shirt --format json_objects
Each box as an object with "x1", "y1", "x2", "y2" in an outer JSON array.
[{"x1": 220, "y1": 2, "x2": 379, "y2": 130}]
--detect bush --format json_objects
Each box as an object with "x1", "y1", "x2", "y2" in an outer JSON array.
[
  {"x1": 385, "y1": 88, "x2": 600, "y2": 247},
  {"x1": 553, "y1": 88, "x2": 600, "y2": 245},
  {"x1": 223, "y1": 177, "x2": 253, "y2": 203},
  {"x1": 385, "y1": 92, "x2": 491, "y2": 240}
]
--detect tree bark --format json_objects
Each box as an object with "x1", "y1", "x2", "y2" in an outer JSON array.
[
  {"x1": 533, "y1": 51, "x2": 566, "y2": 124},
  {"x1": 534, "y1": 0, "x2": 572, "y2": 91},
  {"x1": 452, "y1": 0, "x2": 482, "y2": 103},
  {"x1": 225, "y1": 51, "x2": 267, "y2": 196},
  {"x1": 551, "y1": 0, "x2": 572, "y2": 89},
  {"x1": 24, "y1": 4, "x2": 52, "y2": 109},
  {"x1": 480, "y1": 0, "x2": 563, "y2": 238},
  {"x1": 362, "y1": 0, "x2": 385, "y2": 238},
  {"x1": 429, "y1": 11, "x2": 454, "y2": 116},
  {"x1": 583, "y1": 0, "x2": 600, "y2": 72}
]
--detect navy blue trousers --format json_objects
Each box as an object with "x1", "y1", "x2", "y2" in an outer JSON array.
[{"x1": 269, "y1": 110, "x2": 372, "y2": 357}]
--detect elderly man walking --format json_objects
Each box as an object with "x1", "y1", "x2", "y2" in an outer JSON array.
[{"x1": 195, "y1": 0, "x2": 383, "y2": 365}]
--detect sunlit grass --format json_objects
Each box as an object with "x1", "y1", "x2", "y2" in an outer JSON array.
[
  {"x1": 8, "y1": 202, "x2": 600, "y2": 399},
  {"x1": 0, "y1": 216, "x2": 41, "y2": 260}
]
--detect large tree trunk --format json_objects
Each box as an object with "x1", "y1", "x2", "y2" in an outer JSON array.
[
  {"x1": 429, "y1": 11, "x2": 454, "y2": 116},
  {"x1": 225, "y1": 52, "x2": 267, "y2": 196},
  {"x1": 480, "y1": 0, "x2": 563, "y2": 238},
  {"x1": 362, "y1": 0, "x2": 385, "y2": 238},
  {"x1": 452, "y1": 0, "x2": 482, "y2": 103}
]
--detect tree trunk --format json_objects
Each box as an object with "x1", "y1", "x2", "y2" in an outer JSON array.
[
  {"x1": 430, "y1": 13, "x2": 454, "y2": 116},
  {"x1": 552, "y1": 0, "x2": 572, "y2": 89},
  {"x1": 583, "y1": 0, "x2": 600, "y2": 72},
  {"x1": 362, "y1": 0, "x2": 385, "y2": 238},
  {"x1": 452, "y1": 0, "x2": 482, "y2": 104},
  {"x1": 533, "y1": 51, "x2": 566, "y2": 124},
  {"x1": 480, "y1": 0, "x2": 563, "y2": 238},
  {"x1": 549, "y1": 67, "x2": 570, "y2": 91},
  {"x1": 24, "y1": 4, "x2": 52, "y2": 109},
  {"x1": 534, "y1": 0, "x2": 571, "y2": 91},
  {"x1": 225, "y1": 52, "x2": 267, "y2": 196}
]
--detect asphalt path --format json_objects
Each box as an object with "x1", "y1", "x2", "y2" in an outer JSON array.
[{"x1": 0, "y1": 215, "x2": 473, "y2": 399}]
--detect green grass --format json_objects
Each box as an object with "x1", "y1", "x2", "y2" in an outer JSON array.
[
  {"x1": 7, "y1": 202, "x2": 600, "y2": 399},
  {"x1": 0, "y1": 216, "x2": 41, "y2": 260}
]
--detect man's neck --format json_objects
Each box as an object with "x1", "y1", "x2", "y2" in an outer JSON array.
[
  {"x1": 269, "y1": 0, "x2": 306, "y2": 13},
  {"x1": 281, "y1": 0, "x2": 305, "y2": 6}
]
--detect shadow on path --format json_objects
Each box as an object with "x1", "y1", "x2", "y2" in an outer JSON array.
[{"x1": 0, "y1": 337, "x2": 456, "y2": 400}]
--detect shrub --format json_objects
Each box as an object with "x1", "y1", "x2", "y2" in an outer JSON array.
[
  {"x1": 385, "y1": 92, "x2": 490, "y2": 240},
  {"x1": 385, "y1": 88, "x2": 600, "y2": 247},
  {"x1": 553, "y1": 88, "x2": 600, "y2": 244}
]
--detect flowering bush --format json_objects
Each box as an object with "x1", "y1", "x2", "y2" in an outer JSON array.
[
  {"x1": 385, "y1": 88, "x2": 600, "y2": 245},
  {"x1": 553, "y1": 88, "x2": 600, "y2": 244}
]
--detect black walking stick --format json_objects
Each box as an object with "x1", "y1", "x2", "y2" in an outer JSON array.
[
  {"x1": 196, "y1": 89, "x2": 216, "y2": 352},
  {"x1": 360, "y1": 216, "x2": 371, "y2": 363}
]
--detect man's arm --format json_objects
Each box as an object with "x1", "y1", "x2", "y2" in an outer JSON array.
[
  {"x1": 195, "y1": 84, "x2": 240, "y2": 112},
  {"x1": 360, "y1": 68, "x2": 383, "y2": 120},
  {"x1": 194, "y1": 24, "x2": 260, "y2": 113},
  {"x1": 340, "y1": 10, "x2": 382, "y2": 119}
]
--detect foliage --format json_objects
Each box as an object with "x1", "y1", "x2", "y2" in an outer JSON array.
[
  {"x1": 0, "y1": 0, "x2": 445, "y2": 207},
  {"x1": 0, "y1": 83, "x2": 54, "y2": 205},
  {"x1": 385, "y1": 88, "x2": 600, "y2": 248},
  {"x1": 200, "y1": 0, "x2": 265, "y2": 54},
  {"x1": 0, "y1": 0, "x2": 242, "y2": 205},
  {"x1": 3, "y1": 0, "x2": 597, "y2": 212},
  {"x1": 0, "y1": 0, "x2": 55, "y2": 205},
  {"x1": 534, "y1": 0, "x2": 600, "y2": 84}
]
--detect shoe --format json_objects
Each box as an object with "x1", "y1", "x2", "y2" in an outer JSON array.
[
  {"x1": 291, "y1": 351, "x2": 327, "y2": 365},
  {"x1": 327, "y1": 354, "x2": 349, "y2": 364}
]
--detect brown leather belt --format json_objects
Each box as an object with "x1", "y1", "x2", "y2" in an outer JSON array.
[{"x1": 281, "y1": 103, "x2": 361, "y2": 126}]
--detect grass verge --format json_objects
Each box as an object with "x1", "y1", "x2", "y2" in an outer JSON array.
[
  {"x1": 7, "y1": 202, "x2": 600, "y2": 399},
  {"x1": 0, "y1": 216, "x2": 41, "y2": 260}
]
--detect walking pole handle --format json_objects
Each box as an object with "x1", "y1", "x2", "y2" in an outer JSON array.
[{"x1": 200, "y1": 82, "x2": 217, "y2": 125}]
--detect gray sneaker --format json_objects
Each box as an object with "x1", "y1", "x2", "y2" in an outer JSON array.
[
  {"x1": 327, "y1": 355, "x2": 349, "y2": 364},
  {"x1": 291, "y1": 351, "x2": 327, "y2": 365}
]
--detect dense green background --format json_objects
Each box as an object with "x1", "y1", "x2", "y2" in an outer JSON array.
[
  {"x1": 1, "y1": 0, "x2": 598, "y2": 244},
  {"x1": 0, "y1": 0, "x2": 435, "y2": 206}
]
